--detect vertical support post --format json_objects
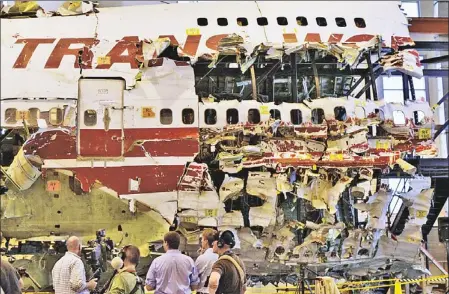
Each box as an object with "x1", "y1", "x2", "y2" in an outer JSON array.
[
  {"x1": 446, "y1": 241, "x2": 449, "y2": 273},
  {"x1": 311, "y1": 50, "x2": 320, "y2": 99},
  {"x1": 290, "y1": 53, "x2": 298, "y2": 103},
  {"x1": 423, "y1": 234, "x2": 430, "y2": 271},
  {"x1": 408, "y1": 75, "x2": 416, "y2": 101},
  {"x1": 365, "y1": 75, "x2": 372, "y2": 100},
  {"x1": 402, "y1": 73, "x2": 410, "y2": 102},
  {"x1": 250, "y1": 65, "x2": 257, "y2": 100},
  {"x1": 300, "y1": 266, "x2": 305, "y2": 294},
  {"x1": 296, "y1": 198, "x2": 304, "y2": 244},
  {"x1": 366, "y1": 51, "x2": 378, "y2": 100},
  {"x1": 393, "y1": 279, "x2": 401, "y2": 294}
]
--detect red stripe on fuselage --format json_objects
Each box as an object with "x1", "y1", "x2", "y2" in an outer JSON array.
[
  {"x1": 123, "y1": 128, "x2": 199, "y2": 157},
  {"x1": 24, "y1": 128, "x2": 199, "y2": 159},
  {"x1": 73, "y1": 165, "x2": 186, "y2": 194}
]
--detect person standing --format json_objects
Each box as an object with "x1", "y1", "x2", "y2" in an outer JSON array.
[
  {"x1": 1, "y1": 231, "x2": 23, "y2": 294},
  {"x1": 195, "y1": 229, "x2": 219, "y2": 294},
  {"x1": 52, "y1": 236, "x2": 97, "y2": 294},
  {"x1": 145, "y1": 231, "x2": 200, "y2": 294},
  {"x1": 208, "y1": 230, "x2": 246, "y2": 294},
  {"x1": 107, "y1": 245, "x2": 145, "y2": 294},
  {"x1": 1, "y1": 258, "x2": 22, "y2": 294}
]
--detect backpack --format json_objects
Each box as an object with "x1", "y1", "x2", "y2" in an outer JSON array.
[
  {"x1": 129, "y1": 275, "x2": 145, "y2": 294},
  {"x1": 218, "y1": 255, "x2": 245, "y2": 294}
]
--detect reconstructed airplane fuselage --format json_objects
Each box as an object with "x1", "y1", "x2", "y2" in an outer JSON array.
[{"x1": 0, "y1": 0, "x2": 438, "y2": 288}]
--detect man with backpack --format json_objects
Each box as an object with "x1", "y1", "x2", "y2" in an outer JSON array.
[
  {"x1": 208, "y1": 230, "x2": 247, "y2": 294},
  {"x1": 108, "y1": 245, "x2": 144, "y2": 294}
]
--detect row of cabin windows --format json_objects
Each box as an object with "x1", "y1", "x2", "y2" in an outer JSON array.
[
  {"x1": 80, "y1": 108, "x2": 427, "y2": 127},
  {"x1": 4, "y1": 107, "x2": 63, "y2": 126},
  {"x1": 197, "y1": 17, "x2": 366, "y2": 28},
  {"x1": 154, "y1": 107, "x2": 344, "y2": 125},
  {"x1": 4, "y1": 107, "x2": 425, "y2": 128}
]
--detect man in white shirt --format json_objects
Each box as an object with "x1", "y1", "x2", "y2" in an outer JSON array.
[
  {"x1": 195, "y1": 229, "x2": 219, "y2": 294},
  {"x1": 52, "y1": 236, "x2": 97, "y2": 294}
]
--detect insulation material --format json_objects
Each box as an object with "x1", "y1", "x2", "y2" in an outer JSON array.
[
  {"x1": 136, "y1": 38, "x2": 172, "y2": 66},
  {"x1": 218, "y1": 211, "x2": 244, "y2": 228},
  {"x1": 309, "y1": 177, "x2": 330, "y2": 210},
  {"x1": 57, "y1": 1, "x2": 95, "y2": 15},
  {"x1": 396, "y1": 158, "x2": 416, "y2": 175},
  {"x1": 293, "y1": 222, "x2": 344, "y2": 261},
  {"x1": 401, "y1": 177, "x2": 433, "y2": 225},
  {"x1": 1, "y1": 1, "x2": 41, "y2": 13},
  {"x1": 5, "y1": 148, "x2": 42, "y2": 190},
  {"x1": 246, "y1": 171, "x2": 277, "y2": 227},
  {"x1": 397, "y1": 223, "x2": 422, "y2": 244},
  {"x1": 197, "y1": 191, "x2": 224, "y2": 226},
  {"x1": 326, "y1": 129, "x2": 368, "y2": 153},
  {"x1": 353, "y1": 188, "x2": 392, "y2": 229},
  {"x1": 237, "y1": 228, "x2": 261, "y2": 250},
  {"x1": 408, "y1": 188, "x2": 433, "y2": 225},
  {"x1": 246, "y1": 172, "x2": 277, "y2": 200},
  {"x1": 197, "y1": 205, "x2": 227, "y2": 227},
  {"x1": 315, "y1": 277, "x2": 341, "y2": 294},
  {"x1": 249, "y1": 201, "x2": 277, "y2": 228},
  {"x1": 120, "y1": 193, "x2": 177, "y2": 224},
  {"x1": 178, "y1": 209, "x2": 199, "y2": 225},
  {"x1": 326, "y1": 176, "x2": 353, "y2": 214},
  {"x1": 380, "y1": 49, "x2": 423, "y2": 78},
  {"x1": 351, "y1": 181, "x2": 371, "y2": 198},
  {"x1": 266, "y1": 225, "x2": 297, "y2": 261},
  {"x1": 219, "y1": 175, "x2": 244, "y2": 202},
  {"x1": 276, "y1": 173, "x2": 293, "y2": 198},
  {"x1": 376, "y1": 235, "x2": 398, "y2": 259}
]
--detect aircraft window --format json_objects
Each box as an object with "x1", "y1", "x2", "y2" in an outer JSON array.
[
  {"x1": 277, "y1": 17, "x2": 288, "y2": 26},
  {"x1": 336, "y1": 17, "x2": 347, "y2": 27},
  {"x1": 160, "y1": 108, "x2": 173, "y2": 125},
  {"x1": 197, "y1": 18, "x2": 208, "y2": 26},
  {"x1": 257, "y1": 17, "x2": 268, "y2": 26},
  {"x1": 316, "y1": 17, "x2": 327, "y2": 27},
  {"x1": 84, "y1": 109, "x2": 97, "y2": 126},
  {"x1": 355, "y1": 18, "x2": 366, "y2": 28},
  {"x1": 49, "y1": 107, "x2": 63, "y2": 126},
  {"x1": 28, "y1": 108, "x2": 40, "y2": 126},
  {"x1": 270, "y1": 109, "x2": 281, "y2": 120},
  {"x1": 4, "y1": 108, "x2": 17, "y2": 124},
  {"x1": 290, "y1": 109, "x2": 303, "y2": 125},
  {"x1": 414, "y1": 110, "x2": 426, "y2": 125},
  {"x1": 393, "y1": 110, "x2": 406, "y2": 126},
  {"x1": 205, "y1": 109, "x2": 217, "y2": 125},
  {"x1": 296, "y1": 16, "x2": 308, "y2": 26},
  {"x1": 182, "y1": 108, "x2": 195, "y2": 125},
  {"x1": 227, "y1": 109, "x2": 239, "y2": 124},
  {"x1": 237, "y1": 17, "x2": 248, "y2": 26},
  {"x1": 217, "y1": 18, "x2": 228, "y2": 26},
  {"x1": 334, "y1": 107, "x2": 347, "y2": 121},
  {"x1": 312, "y1": 108, "x2": 325, "y2": 124},
  {"x1": 248, "y1": 109, "x2": 261, "y2": 124}
]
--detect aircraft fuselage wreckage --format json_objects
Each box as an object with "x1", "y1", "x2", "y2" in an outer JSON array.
[{"x1": 0, "y1": 0, "x2": 437, "y2": 290}]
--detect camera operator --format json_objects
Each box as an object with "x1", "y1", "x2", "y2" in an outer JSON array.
[{"x1": 107, "y1": 245, "x2": 144, "y2": 294}]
